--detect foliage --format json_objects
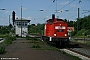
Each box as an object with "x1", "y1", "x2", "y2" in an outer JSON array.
[
  {"x1": 70, "y1": 15, "x2": 90, "y2": 36},
  {"x1": 0, "y1": 34, "x2": 7, "y2": 38},
  {"x1": 71, "y1": 30, "x2": 77, "y2": 36},
  {"x1": 64, "y1": 15, "x2": 90, "y2": 36},
  {"x1": 27, "y1": 36, "x2": 41, "y2": 48},
  {"x1": 0, "y1": 26, "x2": 9, "y2": 34},
  {"x1": 3, "y1": 35, "x2": 16, "y2": 46},
  {"x1": 64, "y1": 19, "x2": 75, "y2": 27},
  {"x1": 61, "y1": 51, "x2": 66, "y2": 54},
  {"x1": 26, "y1": 36, "x2": 37, "y2": 41},
  {"x1": 26, "y1": 35, "x2": 30, "y2": 40},
  {"x1": 0, "y1": 24, "x2": 13, "y2": 34},
  {"x1": 0, "y1": 46, "x2": 5, "y2": 54},
  {"x1": 74, "y1": 29, "x2": 85, "y2": 37},
  {"x1": 67, "y1": 53, "x2": 82, "y2": 60},
  {"x1": 76, "y1": 15, "x2": 90, "y2": 30},
  {"x1": 28, "y1": 15, "x2": 90, "y2": 37},
  {"x1": 28, "y1": 23, "x2": 45, "y2": 35},
  {"x1": 32, "y1": 43, "x2": 41, "y2": 48},
  {"x1": 86, "y1": 41, "x2": 90, "y2": 46}
]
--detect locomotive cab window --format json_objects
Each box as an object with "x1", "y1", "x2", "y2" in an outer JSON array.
[{"x1": 57, "y1": 29, "x2": 64, "y2": 32}]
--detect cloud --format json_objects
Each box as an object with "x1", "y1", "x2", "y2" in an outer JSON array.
[
  {"x1": 27, "y1": 16, "x2": 32, "y2": 19},
  {"x1": 0, "y1": 18, "x2": 5, "y2": 20},
  {"x1": 23, "y1": 8, "x2": 27, "y2": 10},
  {"x1": 18, "y1": 16, "x2": 32, "y2": 20},
  {"x1": 15, "y1": 16, "x2": 18, "y2": 19},
  {"x1": 19, "y1": 7, "x2": 27, "y2": 10},
  {"x1": 70, "y1": 4, "x2": 78, "y2": 8},
  {"x1": 45, "y1": 16, "x2": 51, "y2": 19},
  {"x1": 46, "y1": 16, "x2": 49, "y2": 18},
  {"x1": 5, "y1": 11, "x2": 10, "y2": 14},
  {"x1": 60, "y1": 1, "x2": 70, "y2": 5}
]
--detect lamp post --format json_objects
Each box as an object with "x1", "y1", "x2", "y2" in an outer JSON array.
[
  {"x1": 77, "y1": 8, "x2": 80, "y2": 31},
  {"x1": 21, "y1": 6, "x2": 22, "y2": 37}
]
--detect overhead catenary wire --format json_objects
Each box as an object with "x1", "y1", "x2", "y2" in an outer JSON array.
[
  {"x1": 0, "y1": 11, "x2": 12, "y2": 25},
  {"x1": 0, "y1": 11, "x2": 8, "y2": 21},
  {"x1": 59, "y1": 0, "x2": 76, "y2": 11},
  {"x1": 67, "y1": 10, "x2": 90, "y2": 21},
  {"x1": 41, "y1": 0, "x2": 76, "y2": 21},
  {"x1": 35, "y1": 0, "x2": 56, "y2": 23},
  {"x1": 51, "y1": 0, "x2": 76, "y2": 12}
]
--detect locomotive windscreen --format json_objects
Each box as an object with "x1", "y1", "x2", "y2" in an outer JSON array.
[{"x1": 57, "y1": 29, "x2": 64, "y2": 32}]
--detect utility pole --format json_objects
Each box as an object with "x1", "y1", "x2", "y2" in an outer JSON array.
[
  {"x1": 77, "y1": 0, "x2": 81, "y2": 31},
  {"x1": 21, "y1": 6, "x2": 22, "y2": 37},
  {"x1": 77, "y1": 8, "x2": 80, "y2": 31},
  {"x1": 9, "y1": 15, "x2": 10, "y2": 25},
  {"x1": 78, "y1": 8, "x2": 80, "y2": 20}
]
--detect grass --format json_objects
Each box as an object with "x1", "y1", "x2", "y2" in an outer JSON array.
[
  {"x1": 0, "y1": 34, "x2": 16, "y2": 54},
  {"x1": 72, "y1": 40, "x2": 90, "y2": 46},
  {"x1": 27, "y1": 36, "x2": 59, "y2": 50},
  {"x1": 61, "y1": 51, "x2": 67, "y2": 54},
  {"x1": 32, "y1": 43, "x2": 41, "y2": 48},
  {"x1": 86, "y1": 41, "x2": 90, "y2": 45},
  {"x1": 27, "y1": 36, "x2": 82, "y2": 60},
  {"x1": 0, "y1": 46, "x2": 5, "y2": 54},
  {"x1": 0, "y1": 34, "x2": 7, "y2": 38},
  {"x1": 60, "y1": 50, "x2": 82, "y2": 60},
  {"x1": 66, "y1": 53, "x2": 82, "y2": 60},
  {"x1": 74, "y1": 29, "x2": 85, "y2": 37},
  {"x1": 2, "y1": 35, "x2": 16, "y2": 46}
]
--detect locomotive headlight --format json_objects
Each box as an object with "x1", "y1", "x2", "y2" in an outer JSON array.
[
  {"x1": 54, "y1": 34, "x2": 56, "y2": 36},
  {"x1": 65, "y1": 34, "x2": 67, "y2": 36}
]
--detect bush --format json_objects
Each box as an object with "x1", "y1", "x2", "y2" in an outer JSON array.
[
  {"x1": 3, "y1": 35, "x2": 16, "y2": 46},
  {"x1": 26, "y1": 35, "x2": 30, "y2": 40},
  {"x1": 32, "y1": 43, "x2": 41, "y2": 48},
  {"x1": 0, "y1": 46, "x2": 5, "y2": 54},
  {"x1": 3, "y1": 40, "x2": 12, "y2": 46}
]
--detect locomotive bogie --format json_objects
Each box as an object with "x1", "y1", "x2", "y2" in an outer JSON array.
[{"x1": 42, "y1": 36, "x2": 69, "y2": 46}]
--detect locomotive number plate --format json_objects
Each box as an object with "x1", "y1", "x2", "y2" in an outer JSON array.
[{"x1": 55, "y1": 26, "x2": 66, "y2": 29}]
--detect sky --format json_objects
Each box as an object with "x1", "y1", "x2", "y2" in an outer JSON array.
[{"x1": 0, "y1": 0, "x2": 90, "y2": 25}]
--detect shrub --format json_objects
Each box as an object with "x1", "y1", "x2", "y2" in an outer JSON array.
[
  {"x1": 26, "y1": 35, "x2": 30, "y2": 40},
  {"x1": 32, "y1": 43, "x2": 41, "y2": 48},
  {"x1": 0, "y1": 46, "x2": 5, "y2": 54},
  {"x1": 3, "y1": 35, "x2": 16, "y2": 46}
]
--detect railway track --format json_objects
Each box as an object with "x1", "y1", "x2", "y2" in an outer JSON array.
[
  {"x1": 28, "y1": 34, "x2": 42, "y2": 38},
  {"x1": 60, "y1": 48, "x2": 90, "y2": 60},
  {"x1": 72, "y1": 38, "x2": 90, "y2": 41},
  {"x1": 67, "y1": 48, "x2": 90, "y2": 57},
  {"x1": 60, "y1": 42, "x2": 90, "y2": 60},
  {"x1": 28, "y1": 34, "x2": 90, "y2": 60}
]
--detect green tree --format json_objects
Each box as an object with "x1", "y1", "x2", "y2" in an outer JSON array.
[{"x1": 28, "y1": 23, "x2": 45, "y2": 35}]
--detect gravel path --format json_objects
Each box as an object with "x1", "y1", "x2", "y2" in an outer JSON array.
[{"x1": 0, "y1": 38, "x2": 74, "y2": 60}]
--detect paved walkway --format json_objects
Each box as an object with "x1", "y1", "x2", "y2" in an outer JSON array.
[{"x1": 0, "y1": 38, "x2": 74, "y2": 60}]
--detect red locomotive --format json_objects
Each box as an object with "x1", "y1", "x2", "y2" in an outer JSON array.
[{"x1": 42, "y1": 14, "x2": 69, "y2": 46}]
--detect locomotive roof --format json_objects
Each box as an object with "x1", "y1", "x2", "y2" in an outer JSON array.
[{"x1": 46, "y1": 18, "x2": 65, "y2": 23}]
